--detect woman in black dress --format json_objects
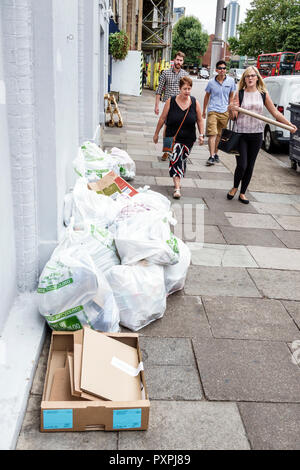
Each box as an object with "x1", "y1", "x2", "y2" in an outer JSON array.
[{"x1": 153, "y1": 76, "x2": 204, "y2": 199}]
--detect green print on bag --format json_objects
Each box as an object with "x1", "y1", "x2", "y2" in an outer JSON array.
[
  {"x1": 45, "y1": 306, "x2": 84, "y2": 331},
  {"x1": 38, "y1": 260, "x2": 73, "y2": 294},
  {"x1": 37, "y1": 278, "x2": 73, "y2": 293},
  {"x1": 166, "y1": 232, "x2": 179, "y2": 255}
]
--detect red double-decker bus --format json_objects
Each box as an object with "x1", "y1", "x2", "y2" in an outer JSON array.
[
  {"x1": 257, "y1": 52, "x2": 296, "y2": 78},
  {"x1": 293, "y1": 52, "x2": 300, "y2": 75}
]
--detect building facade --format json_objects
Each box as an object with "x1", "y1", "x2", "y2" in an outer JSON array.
[
  {"x1": 224, "y1": 0, "x2": 240, "y2": 41},
  {"x1": 0, "y1": 0, "x2": 111, "y2": 449},
  {"x1": 173, "y1": 6, "x2": 185, "y2": 25},
  {"x1": 201, "y1": 34, "x2": 231, "y2": 70}
]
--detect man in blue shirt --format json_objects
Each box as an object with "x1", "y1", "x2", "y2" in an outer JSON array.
[{"x1": 202, "y1": 60, "x2": 236, "y2": 165}]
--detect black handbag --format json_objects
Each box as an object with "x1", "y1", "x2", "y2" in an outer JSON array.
[{"x1": 218, "y1": 119, "x2": 241, "y2": 155}]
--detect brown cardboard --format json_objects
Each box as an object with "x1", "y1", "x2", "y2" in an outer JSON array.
[
  {"x1": 81, "y1": 328, "x2": 142, "y2": 402},
  {"x1": 71, "y1": 332, "x2": 98, "y2": 401},
  {"x1": 88, "y1": 171, "x2": 138, "y2": 198},
  {"x1": 49, "y1": 357, "x2": 79, "y2": 402},
  {"x1": 41, "y1": 330, "x2": 150, "y2": 432}
]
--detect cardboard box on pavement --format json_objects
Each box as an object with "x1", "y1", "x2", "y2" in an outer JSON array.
[
  {"x1": 41, "y1": 328, "x2": 149, "y2": 432},
  {"x1": 88, "y1": 171, "x2": 138, "y2": 199}
]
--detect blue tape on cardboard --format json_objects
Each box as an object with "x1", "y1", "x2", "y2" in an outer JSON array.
[
  {"x1": 43, "y1": 409, "x2": 73, "y2": 430},
  {"x1": 113, "y1": 408, "x2": 142, "y2": 429}
]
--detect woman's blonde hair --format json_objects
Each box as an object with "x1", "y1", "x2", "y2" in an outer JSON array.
[{"x1": 238, "y1": 66, "x2": 267, "y2": 93}]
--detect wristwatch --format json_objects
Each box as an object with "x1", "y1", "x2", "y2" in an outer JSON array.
[{"x1": 199, "y1": 134, "x2": 204, "y2": 137}]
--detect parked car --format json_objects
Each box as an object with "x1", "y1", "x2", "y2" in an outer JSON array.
[
  {"x1": 198, "y1": 68, "x2": 209, "y2": 79},
  {"x1": 229, "y1": 68, "x2": 244, "y2": 83},
  {"x1": 263, "y1": 75, "x2": 300, "y2": 152}
]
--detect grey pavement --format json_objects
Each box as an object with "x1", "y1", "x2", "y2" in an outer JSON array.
[{"x1": 17, "y1": 88, "x2": 300, "y2": 450}]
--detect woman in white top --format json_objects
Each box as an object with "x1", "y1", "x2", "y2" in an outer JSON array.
[{"x1": 227, "y1": 66, "x2": 297, "y2": 203}]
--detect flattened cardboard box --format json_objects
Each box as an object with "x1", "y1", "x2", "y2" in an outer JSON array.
[
  {"x1": 88, "y1": 170, "x2": 138, "y2": 199},
  {"x1": 41, "y1": 329, "x2": 149, "y2": 432}
]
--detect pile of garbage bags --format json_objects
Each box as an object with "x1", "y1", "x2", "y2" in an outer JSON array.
[
  {"x1": 37, "y1": 142, "x2": 191, "y2": 332},
  {"x1": 73, "y1": 141, "x2": 136, "y2": 182}
]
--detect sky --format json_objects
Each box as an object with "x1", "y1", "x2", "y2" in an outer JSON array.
[{"x1": 173, "y1": 0, "x2": 252, "y2": 35}]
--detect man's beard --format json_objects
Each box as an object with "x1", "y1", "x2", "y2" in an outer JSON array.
[{"x1": 174, "y1": 63, "x2": 181, "y2": 69}]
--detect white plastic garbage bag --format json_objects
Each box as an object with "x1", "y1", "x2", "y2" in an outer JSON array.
[
  {"x1": 109, "y1": 147, "x2": 136, "y2": 180},
  {"x1": 113, "y1": 210, "x2": 180, "y2": 265},
  {"x1": 72, "y1": 177, "x2": 119, "y2": 228},
  {"x1": 164, "y1": 238, "x2": 191, "y2": 295},
  {"x1": 134, "y1": 186, "x2": 171, "y2": 213},
  {"x1": 37, "y1": 244, "x2": 120, "y2": 332},
  {"x1": 73, "y1": 141, "x2": 120, "y2": 181},
  {"x1": 66, "y1": 219, "x2": 120, "y2": 273},
  {"x1": 105, "y1": 262, "x2": 166, "y2": 331}
]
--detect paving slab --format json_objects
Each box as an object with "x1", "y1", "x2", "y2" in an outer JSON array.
[
  {"x1": 195, "y1": 179, "x2": 233, "y2": 190},
  {"x1": 155, "y1": 177, "x2": 196, "y2": 187},
  {"x1": 221, "y1": 150, "x2": 300, "y2": 194},
  {"x1": 250, "y1": 192, "x2": 300, "y2": 205},
  {"x1": 187, "y1": 243, "x2": 257, "y2": 267},
  {"x1": 238, "y1": 403, "x2": 300, "y2": 450},
  {"x1": 247, "y1": 245, "x2": 300, "y2": 271},
  {"x1": 132, "y1": 154, "x2": 157, "y2": 162},
  {"x1": 204, "y1": 209, "x2": 232, "y2": 226},
  {"x1": 139, "y1": 337, "x2": 196, "y2": 366},
  {"x1": 132, "y1": 175, "x2": 156, "y2": 186},
  {"x1": 204, "y1": 198, "x2": 258, "y2": 214},
  {"x1": 219, "y1": 226, "x2": 286, "y2": 247},
  {"x1": 173, "y1": 223, "x2": 205, "y2": 243},
  {"x1": 281, "y1": 300, "x2": 300, "y2": 329},
  {"x1": 248, "y1": 268, "x2": 300, "y2": 301},
  {"x1": 225, "y1": 212, "x2": 283, "y2": 230},
  {"x1": 202, "y1": 296, "x2": 300, "y2": 341},
  {"x1": 189, "y1": 163, "x2": 231, "y2": 173},
  {"x1": 203, "y1": 225, "x2": 226, "y2": 244},
  {"x1": 170, "y1": 196, "x2": 206, "y2": 206},
  {"x1": 145, "y1": 365, "x2": 203, "y2": 400},
  {"x1": 118, "y1": 401, "x2": 250, "y2": 450},
  {"x1": 249, "y1": 201, "x2": 300, "y2": 216},
  {"x1": 16, "y1": 396, "x2": 118, "y2": 450},
  {"x1": 272, "y1": 215, "x2": 300, "y2": 231},
  {"x1": 273, "y1": 230, "x2": 300, "y2": 249},
  {"x1": 137, "y1": 294, "x2": 211, "y2": 338},
  {"x1": 185, "y1": 266, "x2": 261, "y2": 297},
  {"x1": 171, "y1": 204, "x2": 206, "y2": 224},
  {"x1": 193, "y1": 338, "x2": 300, "y2": 402},
  {"x1": 198, "y1": 171, "x2": 233, "y2": 181}
]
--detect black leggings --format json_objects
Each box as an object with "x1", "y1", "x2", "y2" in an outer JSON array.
[{"x1": 234, "y1": 133, "x2": 263, "y2": 194}]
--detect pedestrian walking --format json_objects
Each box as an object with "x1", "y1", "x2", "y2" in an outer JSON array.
[
  {"x1": 155, "y1": 52, "x2": 189, "y2": 160},
  {"x1": 227, "y1": 66, "x2": 297, "y2": 203},
  {"x1": 202, "y1": 60, "x2": 236, "y2": 166},
  {"x1": 153, "y1": 76, "x2": 204, "y2": 199}
]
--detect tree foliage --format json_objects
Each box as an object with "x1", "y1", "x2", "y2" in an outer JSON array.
[
  {"x1": 172, "y1": 16, "x2": 209, "y2": 66},
  {"x1": 228, "y1": 0, "x2": 300, "y2": 57}
]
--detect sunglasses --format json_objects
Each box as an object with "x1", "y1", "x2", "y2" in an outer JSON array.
[
  {"x1": 217, "y1": 67, "x2": 226, "y2": 70},
  {"x1": 245, "y1": 74, "x2": 257, "y2": 78}
]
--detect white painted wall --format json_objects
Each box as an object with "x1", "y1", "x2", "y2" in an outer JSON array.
[
  {"x1": 0, "y1": 18, "x2": 17, "y2": 333},
  {"x1": 0, "y1": 0, "x2": 110, "y2": 449},
  {"x1": 111, "y1": 50, "x2": 142, "y2": 97},
  {"x1": 33, "y1": 0, "x2": 79, "y2": 269},
  {"x1": 78, "y1": 0, "x2": 101, "y2": 144}
]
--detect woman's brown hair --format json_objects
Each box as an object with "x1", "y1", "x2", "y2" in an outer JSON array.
[{"x1": 179, "y1": 76, "x2": 193, "y2": 88}]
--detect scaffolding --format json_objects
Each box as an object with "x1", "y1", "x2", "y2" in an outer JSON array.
[
  {"x1": 142, "y1": 0, "x2": 174, "y2": 89},
  {"x1": 142, "y1": 0, "x2": 173, "y2": 60}
]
